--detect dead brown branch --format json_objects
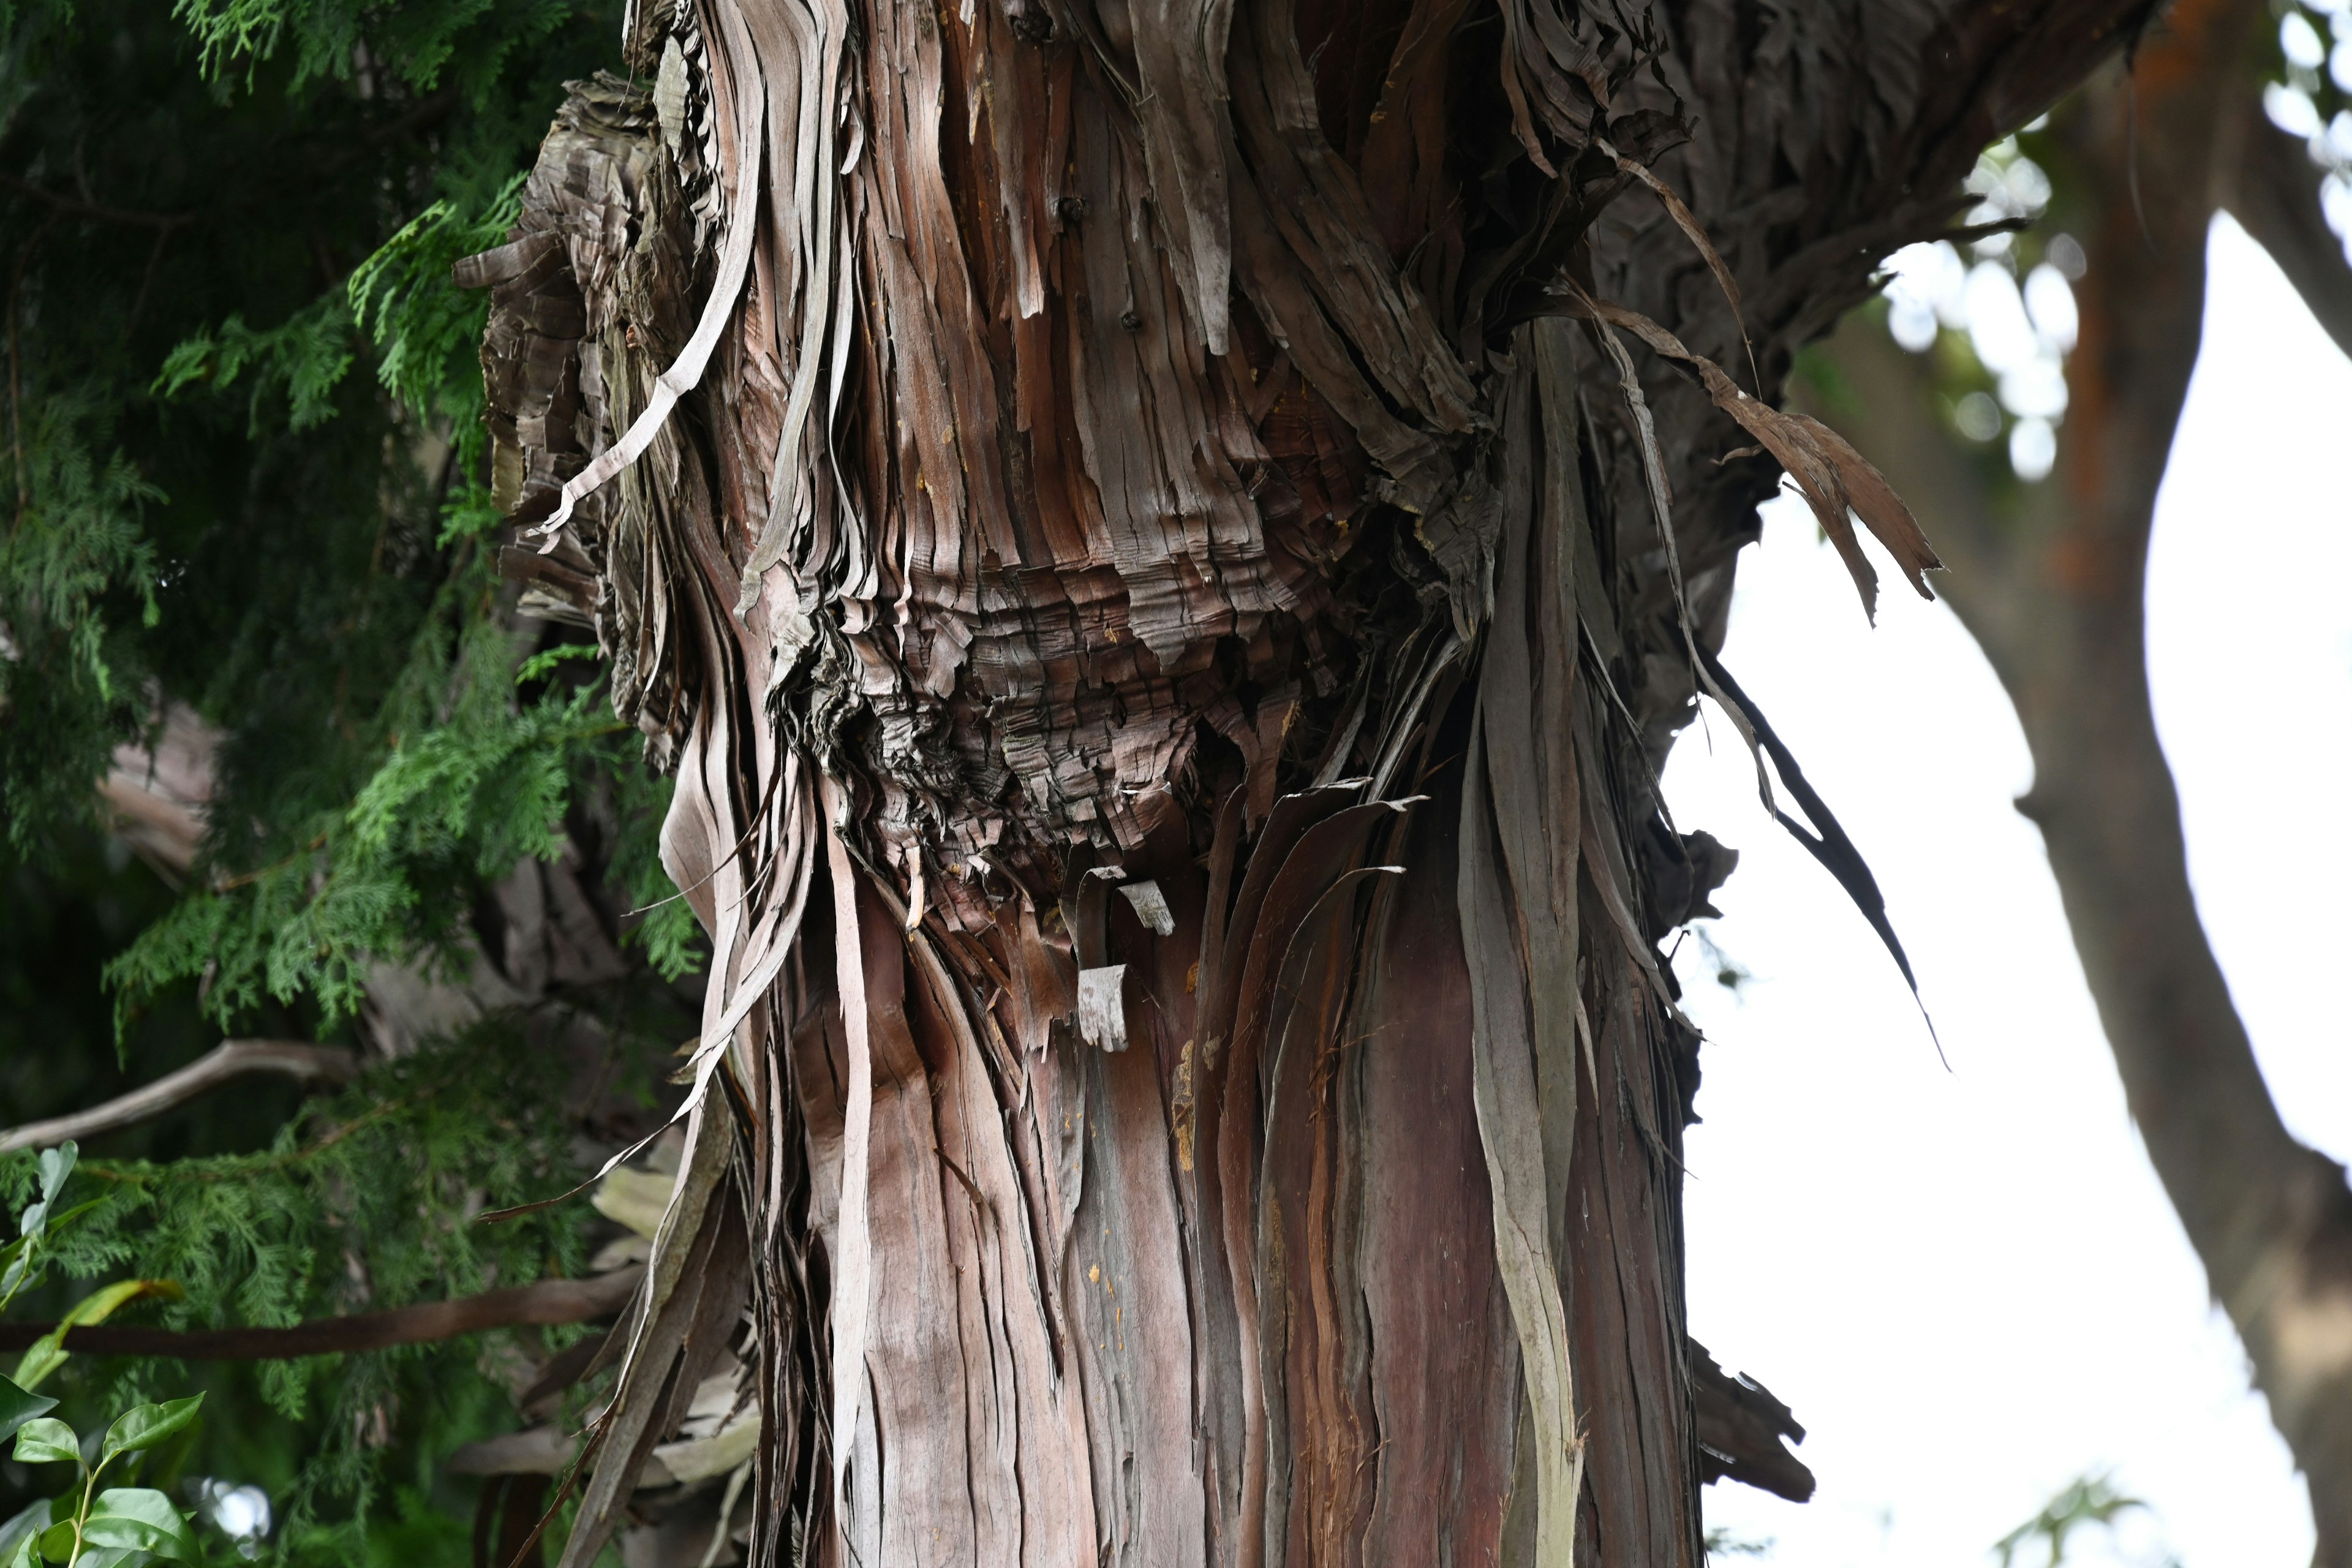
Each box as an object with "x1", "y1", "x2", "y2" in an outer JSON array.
[
  {"x1": 0, "y1": 1265, "x2": 641, "y2": 1358},
  {"x1": 0, "y1": 1040, "x2": 362, "y2": 1156},
  {"x1": 0, "y1": 173, "x2": 195, "y2": 232}
]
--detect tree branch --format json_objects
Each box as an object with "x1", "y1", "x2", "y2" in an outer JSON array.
[
  {"x1": 2225, "y1": 124, "x2": 2352, "y2": 366},
  {"x1": 0, "y1": 172, "x2": 194, "y2": 231},
  {"x1": 0, "y1": 1040, "x2": 363, "y2": 1156},
  {"x1": 0, "y1": 1265, "x2": 642, "y2": 1357},
  {"x1": 1804, "y1": 12, "x2": 2352, "y2": 1544}
]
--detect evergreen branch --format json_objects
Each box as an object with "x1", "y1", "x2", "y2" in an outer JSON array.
[
  {"x1": 0, "y1": 1264, "x2": 640, "y2": 1357},
  {"x1": 0, "y1": 1041, "x2": 361, "y2": 1156}
]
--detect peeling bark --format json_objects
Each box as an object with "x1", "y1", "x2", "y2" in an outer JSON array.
[{"x1": 470, "y1": 4, "x2": 2163, "y2": 1562}]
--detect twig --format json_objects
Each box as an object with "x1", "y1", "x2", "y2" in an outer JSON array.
[
  {"x1": 0, "y1": 1265, "x2": 643, "y2": 1357},
  {"x1": 0, "y1": 1040, "x2": 363, "y2": 1156},
  {"x1": 0, "y1": 173, "x2": 195, "y2": 231},
  {"x1": 7, "y1": 215, "x2": 55, "y2": 527}
]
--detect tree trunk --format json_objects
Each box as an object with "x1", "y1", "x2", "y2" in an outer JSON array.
[
  {"x1": 1808, "y1": 2, "x2": 2352, "y2": 1556},
  {"x1": 472, "y1": 2, "x2": 2162, "y2": 1562}
]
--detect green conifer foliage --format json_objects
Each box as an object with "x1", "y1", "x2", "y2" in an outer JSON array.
[{"x1": 1, "y1": 0, "x2": 693, "y2": 1550}]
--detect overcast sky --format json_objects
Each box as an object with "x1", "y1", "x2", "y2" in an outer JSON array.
[{"x1": 1670, "y1": 214, "x2": 2351, "y2": 1567}]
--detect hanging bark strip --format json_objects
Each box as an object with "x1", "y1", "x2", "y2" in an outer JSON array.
[{"x1": 467, "y1": 1, "x2": 2166, "y2": 1562}]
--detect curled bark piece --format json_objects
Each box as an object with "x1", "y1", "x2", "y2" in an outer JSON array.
[
  {"x1": 0, "y1": 1041, "x2": 361, "y2": 1157},
  {"x1": 1116, "y1": 878, "x2": 1176, "y2": 936},
  {"x1": 1076, "y1": 965, "x2": 1130, "y2": 1050},
  {"x1": 1689, "y1": 1340, "x2": 1814, "y2": 1503},
  {"x1": 1583, "y1": 295, "x2": 1943, "y2": 620},
  {"x1": 510, "y1": 46, "x2": 766, "y2": 554}
]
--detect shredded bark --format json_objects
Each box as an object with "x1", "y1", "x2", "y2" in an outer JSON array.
[{"x1": 463, "y1": 1, "x2": 2165, "y2": 1561}]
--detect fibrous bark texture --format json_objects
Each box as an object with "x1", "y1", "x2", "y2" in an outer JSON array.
[
  {"x1": 468, "y1": 2, "x2": 2160, "y2": 1562},
  {"x1": 1811, "y1": 2, "x2": 2352, "y2": 1555}
]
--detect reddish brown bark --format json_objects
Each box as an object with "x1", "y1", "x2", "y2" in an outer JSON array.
[{"x1": 470, "y1": 3, "x2": 2166, "y2": 1562}]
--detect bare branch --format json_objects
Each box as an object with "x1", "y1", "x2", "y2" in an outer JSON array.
[
  {"x1": 0, "y1": 1265, "x2": 642, "y2": 1357},
  {"x1": 0, "y1": 172, "x2": 194, "y2": 231},
  {"x1": 0, "y1": 1040, "x2": 363, "y2": 1156}
]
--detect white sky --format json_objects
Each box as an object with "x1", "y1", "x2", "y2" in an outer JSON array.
[{"x1": 1671, "y1": 214, "x2": 2352, "y2": 1567}]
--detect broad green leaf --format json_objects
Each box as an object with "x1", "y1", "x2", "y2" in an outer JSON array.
[
  {"x1": 34, "y1": 1144, "x2": 77, "y2": 1208},
  {"x1": 61, "y1": 1280, "x2": 181, "y2": 1330},
  {"x1": 11, "y1": 1418, "x2": 80, "y2": 1466},
  {"x1": 0, "y1": 1498, "x2": 55, "y2": 1566},
  {"x1": 0, "y1": 1193, "x2": 92, "y2": 1306},
  {"x1": 73, "y1": 1548, "x2": 141, "y2": 1568},
  {"x1": 100, "y1": 1396, "x2": 204, "y2": 1466},
  {"x1": 33, "y1": 1522, "x2": 72, "y2": 1564},
  {"x1": 8, "y1": 1339, "x2": 70, "y2": 1397},
  {"x1": 82, "y1": 1490, "x2": 197, "y2": 1563},
  {"x1": 0, "y1": 1377, "x2": 57, "y2": 1446}
]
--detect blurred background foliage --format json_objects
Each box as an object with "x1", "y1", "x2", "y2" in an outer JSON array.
[
  {"x1": 0, "y1": 0, "x2": 701, "y2": 1550},
  {"x1": 1850, "y1": 0, "x2": 2352, "y2": 490}
]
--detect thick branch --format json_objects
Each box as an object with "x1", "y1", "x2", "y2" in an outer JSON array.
[
  {"x1": 0, "y1": 1040, "x2": 362, "y2": 1156},
  {"x1": 2225, "y1": 124, "x2": 2352, "y2": 366},
  {"x1": 0, "y1": 1265, "x2": 641, "y2": 1357},
  {"x1": 1805, "y1": 12, "x2": 2352, "y2": 1539}
]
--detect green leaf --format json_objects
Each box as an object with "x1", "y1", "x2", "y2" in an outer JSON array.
[
  {"x1": 35, "y1": 1144, "x2": 78, "y2": 1209},
  {"x1": 16, "y1": 1145, "x2": 81, "y2": 1245},
  {"x1": 13, "y1": 1280, "x2": 184, "y2": 1392},
  {"x1": 32, "y1": 1521, "x2": 72, "y2": 1565},
  {"x1": 7, "y1": 1340, "x2": 69, "y2": 1398},
  {"x1": 0, "y1": 1378, "x2": 57, "y2": 1447},
  {"x1": 11, "y1": 1418, "x2": 79, "y2": 1466},
  {"x1": 82, "y1": 1490, "x2": 197, "y2": 1562},
  {"x1": 0, "y1": 1498, "x2": 55, "y2": 1567},
  {"x1": 100, "y1": 1396, "x2": 205, "y2": 1467},
  {"x1": 34, "y1": 1200, "x2": 105, "y2": 1238}
]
